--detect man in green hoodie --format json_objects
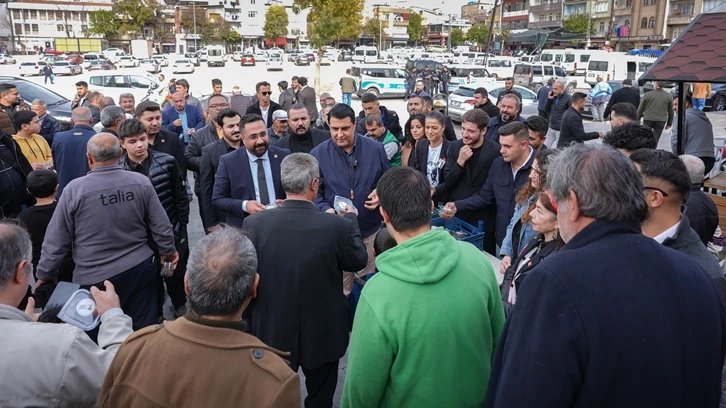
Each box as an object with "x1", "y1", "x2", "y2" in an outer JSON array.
[{"x1": 342, "y1": 166, "x2": 505, "y2": 407}]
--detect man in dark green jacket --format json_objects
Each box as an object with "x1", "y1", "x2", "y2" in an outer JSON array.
[{"x1": 638, "y1": 81, "x2": 674, "y2": 143}]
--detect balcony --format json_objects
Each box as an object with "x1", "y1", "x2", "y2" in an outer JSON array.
[
  {"x1": 667, "y1": 14, "x2": 694, "y2": 24},
  {"x1": 529, "y1": 1, "x2": 562, "y2": 13},
  {"x1": 613, "y1": 2, "x2": 633, "y2": 15},
  {"x1": 503, "y1": 9, "x2": 529, "y2": 17},
  {"x1": 528, "y1": 19, "x2": 562, "y2": 28}
]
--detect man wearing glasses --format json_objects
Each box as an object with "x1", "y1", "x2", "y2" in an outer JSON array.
[
  {"x1": 246, "y1": 81, "x2": 282, "y2": 129},
  {"x1": 185, "y1": 93, "x2": 230, "y2": 216}
]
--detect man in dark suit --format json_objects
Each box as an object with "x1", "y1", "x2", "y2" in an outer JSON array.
[
  {"x1": 135, "y1": 101, "x2": 186, "y2": 178},
  {"x1": 277, "y1": 80, "x2": 295, "y2": 111},
  {"x1": 51, "y1": 107, "x2": 96, "y2": 198},
  {"x1": 199, "y1": 108, "x2": 241, "y2": 233},
  {"x1": 242, "y1": 152, "x2": 367, "y2": 408},
  {"x1": 297, "y1": 76, "x2": 318, "y2": 124},
  {"x1": 557, "y1": 92, "x2": 602, "y2": 148},
  {"x1": 161, "y1": 92, "x2": 205, "y2": 144},
  {"x1": 246, "y1": 81, "x2": 281, "y2": 129},
  {"x1": 436, "y1": 108, "x2": 501, "y2": 254},
  {"x1": 31, "y1": 99, "x2": 60, "y2": 145},
  {"x1": 275, "y1": 103, "x2": 329, "y2": 153},
  {"x1": 213, "y1": 113, "x2": 290, "y2": 228}
]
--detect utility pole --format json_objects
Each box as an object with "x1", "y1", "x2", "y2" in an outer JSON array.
[
  {"x1": 484, "y1": 0, "x2": 498, "y2": 63},
  {"x1": 586, "y1": 0, "x2": 592, "y2": 48},
  {"x1": 193, "y1": 1, "x2": 197, "y2": 51},
  {"x1": 379, "y1": 15, "x2": 382, "y2": 53}
]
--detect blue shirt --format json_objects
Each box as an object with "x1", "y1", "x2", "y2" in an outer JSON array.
[
  {"x1": 242, "y1": 149, "x2": 276, "y2": 211},
  {"x1": 177, "y1": 109, "x2": 188, "y2": 132}
]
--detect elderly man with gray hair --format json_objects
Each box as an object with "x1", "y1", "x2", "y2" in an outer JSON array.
[
  {"x1": 242, "y1": 152, "x2": 367, "y2": 408},
  {"x1": 0, "y1": 221, "x2": 133, "y2": 407},
  {"x1": 98, "y1": 105, "x2": 125, "y2": 137},
  {"x1": 486, "y1": 143, "x2": 726, "y2": 407},
  {"x1": 30, "y1": 99, "x2": 60, "y2": 144},
  {"x1": 36, "y1": 133, "x2": 178, "y2": 330},
  {"x1": 99, "y1": 227, "x2": 300, "y2": 407}
]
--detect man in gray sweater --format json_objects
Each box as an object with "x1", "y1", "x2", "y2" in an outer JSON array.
[
  {"x1": 638, "y1": 81, "x2": 674, "y2": 143},
  {"x1": 672, "y1": 93, "x2": 715, "y2": 174},
  {"x1": 543, "y1": 80, "x2": 571, "y2": 148},
  {"x1": 36, "y1": 133, "x2": 178, "y2": 330}
]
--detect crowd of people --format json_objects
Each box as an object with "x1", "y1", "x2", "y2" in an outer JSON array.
[{"x1": 0, "y1": 70, "x2": 725, "y2": 408}]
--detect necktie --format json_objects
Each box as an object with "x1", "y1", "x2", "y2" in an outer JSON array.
[{"x1": 256, "y1": 158, "x2": 270, "y2": 205}]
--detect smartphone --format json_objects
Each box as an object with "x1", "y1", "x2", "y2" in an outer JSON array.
[{"x1": 161, "y1": 261, "x2": 174, "y2": 277}]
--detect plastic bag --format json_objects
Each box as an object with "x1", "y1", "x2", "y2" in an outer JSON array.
[{"x1": 334, "y1": 195, "x2": 357, "y2": 215}]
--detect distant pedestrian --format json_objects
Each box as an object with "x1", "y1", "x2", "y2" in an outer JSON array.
[
  {"x1": 537, "y1": 78, "x2": 554, "y2": 119},
  {"x1": 589, "y1": 75, "x2": 612, "y2": 122},
  {"x1": 440, "y1": 66, "x2": 452, "y2": 95},
  {"x1": 42, "y1": 64, "x2": 53, "y2": 84},
  {"x1": 691, "y1": 82, "x2": 711, "y2": 111},
  {"x1": 672, "y1": 92, "x2": 715, "y2": 173},
  {"x1": 604, "y1": 78, "x2": 640, "y2": 119},
  {"x1": 543, "y1": 80, "x2": 571, "y2": 148},
  {"x1": 339, "y1": 69, "x2": 357, "y2": 106},
  {"x1": 638, "y1": 81, "x2": 674, "y2": 143}
]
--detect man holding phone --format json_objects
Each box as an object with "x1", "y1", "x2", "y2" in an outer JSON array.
[
  {"x1": 543, "y1": 80, "x2": 572, "y2": 148},
  {"x1": 71, "y1": 81, "x2": 91, "y2": 110}
]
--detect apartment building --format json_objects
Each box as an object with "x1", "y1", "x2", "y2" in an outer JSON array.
[
  {"x1": 462, "y1": 0, "x2": 496, "y2": 23},
  {"x1": 528, "y1": 0, "x2": 563, "y2": 29},
  {"x1": 374, "y1": 6, "x2": 414, "y2": 47},
  {"x1": 502, "y1": 0, "x2": 529, "y2": 30}
]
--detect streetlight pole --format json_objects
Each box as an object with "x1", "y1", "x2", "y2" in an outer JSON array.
[
  {"x1": 379, "y1": 16, "x2": 382, "y2": 53},
  {"x1": 193, "y1": 1, "x2": 197, "y2": 51}
]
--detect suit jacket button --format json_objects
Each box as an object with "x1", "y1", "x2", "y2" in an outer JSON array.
[{"x1": 253, "y1": 349, "x2": 264, "y2": 359}]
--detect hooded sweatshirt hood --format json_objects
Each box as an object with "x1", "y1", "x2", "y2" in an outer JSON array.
[{"x1": 375, "y1": 227, "x2": 460, "y2": 284}]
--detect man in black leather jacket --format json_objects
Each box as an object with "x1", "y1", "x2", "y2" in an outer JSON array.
[{"x1": 118, "y1": 118, "x2": 190, "y2": 319}]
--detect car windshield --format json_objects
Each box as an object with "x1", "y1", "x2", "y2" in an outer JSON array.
[
  {"x1": 21, "y1": 62, "x2": 37, "y2": 66},
  {"x1": 55, "y1": 62, "x2": 69, "y2": 66},
  {"x1": 175, "y1": 60, "x2": 189, "y2": 63},
  {"x1": 8, "y1": 80, "x2": 67, "y2": 105},
  {"x1": 453, "y1": 88, "x2": 475, "y2": 97},
  {"x1": 541, "y1": 54, "x2": 554, "y2": 62}
]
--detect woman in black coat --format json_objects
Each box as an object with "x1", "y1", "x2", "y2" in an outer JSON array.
[
  {"x1": 500, "y1": 191, "x2": 564, "y2": 317},
  {"x1": 413, "y1": 111, "x2": 450, "y2": 204}
]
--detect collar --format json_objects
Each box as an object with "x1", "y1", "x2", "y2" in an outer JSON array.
[
  {"x1": 73, "y1": 124, "x2": 95, "y2": 131},
  {"x1": 511, "y1": 146, "x2": 535, "y2": 171},
  {"x1": 654, "y1": 219, "x2": 681, "y2": 244},
  {"x1": 562, "y1": 219, "x2": 642, "y2": 252},
  {"x1": 246, "y1": 148, "x2": 270, "y2": 163},
  {"x1": 0, "y1": 304, "x2": 33, "y2": 322},
  {"x1": 184, "y1": 311, "x2": 247, "y2": 332},
  {"x1": 220, "y1": 138, "x2": 238, "y2": 152},
  {"x1": 126, "y1": 152, "x2": 151, "y2": 169},
  {"x1": 89, "y1": 164, "x2": 122, "y2": 173},
  {"x1": 281, "y1": 198, "x2": 317, "y2": 209}
]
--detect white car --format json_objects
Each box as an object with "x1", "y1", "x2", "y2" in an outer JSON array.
[
  {"x1": 102, "y1": 48, "x2": 123, "y2": 60},
  {"x1": 320, "y1": 56, "x2": 332, "y2": 66},
  {"x1": 254, "y1": 51, "x2": 267, "y2": 62},
  {"x1": 0, "y1": 54, "x2": 16, "y2": 64},
  {"x1": 117, "y1": 56, "x2": 139, "y2": 68},
  {"x1": 140, "y1": 59, "x2": 161, "y2": 73},
  {"x1": 232, "y1": 51, "x2": 243, "y2": 61},
  {"x1": 266, "y1": 56, "x2": 283, "y2": 71},
  {"x1": 18, "y1": 61, "x2": 46, "y2": 76},
  {"x1": 51, "y1": 61, "x2": 82, "y2": 76},
  {"x1": 152, "y1": 55, "x2": 168, "y2": 67},
  {"x1": 172, "y1": 59, "x2": 195, "y2": 74}
]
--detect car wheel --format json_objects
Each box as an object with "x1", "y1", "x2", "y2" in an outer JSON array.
[
  {"x1": 366, "y1": 87, "x2": 380, "y2": 96},
  {"x1": 714, "y1": 96, "x2": 726, "y2": 112},
  {"x1": 565, "y1": 82, "x2": 576, "y2": 93}
]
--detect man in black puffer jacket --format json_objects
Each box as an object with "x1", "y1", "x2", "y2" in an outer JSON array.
[{"x1": 118, "y1": 118, "x2": 190, "y2": 319}]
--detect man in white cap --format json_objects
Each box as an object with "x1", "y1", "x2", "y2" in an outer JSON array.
[{"x1": 268, "y1": 110, "x2": 289, "y2": 144}]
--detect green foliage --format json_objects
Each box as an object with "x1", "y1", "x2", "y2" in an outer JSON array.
[
  {"x1": 563, "y1": 13, "x2": 594, "y2": 36},
  {"x1": 220, "y1": 26, "x2": 241, "y2": 44},
  {"x1": 450, "y1": 27, "x2": 465, "y2": 46},
  {"x1": 88, "y1": 10, "x2": 120, "y2": 40},
  {"x1": 293, "y1": 0, "x2": 363, "y2": 48},
  {"x1": 264, "y1": 5, "x2": 289, "y2": 42},
  {"x1": 362, "y1": 17, "x2": 382, "y2": 44},
  {"x1": 114, "y1": 0, "x2": 158, "y2": 38},
  {"x1": 467, "y1": 23, "x2": 490, "y2": 46},
  {"x1": 407, "y1": 11, "x2": 423, "y2": 44}
]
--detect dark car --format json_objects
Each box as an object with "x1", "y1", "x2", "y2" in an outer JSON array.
[
  {"x1": 0, "y1": 76, "x2": 72, "y2": 130},
  {"x1": 671, "y1": 83, "x2": 726, "y2": 112},
  {"x1": 583, "y1": 80, "x2": 654, "y2": 119},
  {"x1": 65, "y1": 54, "x2": 84, "y2": 64},
  {"x1": 87, "y1": 60, "x2": 116, "y2": 71},
  {"x1": 295, "y1": 55, "x2": 311, "y2": 66}
]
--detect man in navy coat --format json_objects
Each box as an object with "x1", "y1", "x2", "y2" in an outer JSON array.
[
  {"x1": 485, "y1": 143, "x2": 726, "y2": 408},
  {"x1": 212, "y1": 113, "x2": 290, "y2": 228},
  {"x1": 51, "y1": 107, "x2": 96, "y2": 198},
  {"x1": 161, "y1": 92, "x2": 205, "y2": 144}
]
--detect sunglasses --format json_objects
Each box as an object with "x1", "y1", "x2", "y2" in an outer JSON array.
[{"x1": 260, "y1": 91, "x2": 272, "y2": 96}]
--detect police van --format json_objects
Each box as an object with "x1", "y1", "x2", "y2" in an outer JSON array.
[
  {"x1": 352, "y1": 65, "x2": 408, "y2": 98},
  {"x1": 447, "y1": 65, "x2": 497, "y2": 93}
]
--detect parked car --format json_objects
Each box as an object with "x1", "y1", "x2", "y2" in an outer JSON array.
[
  {"x1": 0, "y1": 54, "x2": 16, "y2": 64},
  {"x1": 184, "y1": 52, "x2": 200, "y2": 66},
  {"x1": 172, "y1": 59, "x2": 195, "y2": 74},
  {"x1": 0, "y1": 76, "x2": 72, "y2": 129},
  {"x1": 305, "y1": 53, "x2": 316, "y2": 61},
  {"x1": 294, "y1": 55, "x2": 310, "y2": 66},
  {"x1": 102, "y1": 48, "x2": 124, "y2": 60},
  {"x1": 447, "y1": 85, "x2": 479, "y2": 122},
  {"x1": 140, "y1": 59, "x2": 161, "y2": 73},
  {"x1": 81, "y1": 53, "x2": 104, "y2": 69},
  {"x1": 513, "y1": 62, "x2": 576, "y2": 93},
  {"x1": 241, "y1": 54, "x2": 256, "y2": 66},
  {"x1": 64, "y1": 54, "x2": 84, "y2": 65},
  {"x1": 42, "y1": 48, "x2": 64, "y2": 56},
  {"x1": 266, "y1": 56, "x2": 283, "y2": 71},
  {"x1": 87, "y1": 60, "x2": 116, "y2": 71},
  {"x1": 117, "y1": 56, "x2": 139, "y2": 68},
  {"x1": 338, "y1": 50, "x2": 353, "y2": 62},
  {"x1": 51, "y1": 61, "x2": 82, "y2": 76},
  {"x1": 254, "y1": 51, "x2": 267, "y2": 62},
  {"x1": 708, "y1": 84, "x2": 726, "y2": 112},
  {"x1": 487, "y1": 85, "x2": 539, "y2": 118},
  {"x1": 18, "y1": 61, "x2": 47, "y2": 77},
  {"x1": 43, "y1": 56, "x2": 64, "y2": 65},
  {"x1": 232, "y1": 51, "x2": 243, "y2": 61},
  {"x1": 320, "y1": 55, "x2": 332, "y2": 66},
  {"x1": 151, "y1": 55, "x2": 168, "y2": 67},
  {"x1": 287, "y1": 51, "x2": 300, "y2": 62},
  {"x1": 89, "y1": 72, "x2": 165, "y2": 105}
]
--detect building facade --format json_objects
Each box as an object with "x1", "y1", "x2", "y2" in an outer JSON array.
[
  {"x1": 502, "y1": 0, "x2": 529, "y2": 30},
  {"x1": 374, "y1": 6, "x2": 413, "y2": 47},
  {"x1": 462, "y1": 0, "x2": 496, "y2": 23},
  {"x1": 528, "y1": 0, "x2": 563, "y2": 28}
]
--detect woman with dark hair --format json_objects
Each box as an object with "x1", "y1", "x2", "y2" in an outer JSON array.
[
  {"x1": 500, "y1": 191, "x2": 563, "y2": 317},
  {"x1": 401, "y1": 113, "x2": 426, "y2": 167},
  {"x1": 499, "y1": 148, "x2": 559, "y2": 273},
  {"x1": 413, "y1": 111, "x2": 451, "y2": 204}
]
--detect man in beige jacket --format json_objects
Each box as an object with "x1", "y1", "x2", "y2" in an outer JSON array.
[{"x1": 0, "y1": 221, "x2": 133, "y2": 408}]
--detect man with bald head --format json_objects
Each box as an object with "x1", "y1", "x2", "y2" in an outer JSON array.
[
  {"x1": 51, "y1": 107, "x2": 97, "y2": 197},
  {"x1": 162, "y1": 91, "x2": 205, "y2": 145},
  {"x1": 543, "y1": 80, "x2": 572, "y2": 148},
  {"x1": 37, "y1": 133, "x2": 178, "y2": 330}
]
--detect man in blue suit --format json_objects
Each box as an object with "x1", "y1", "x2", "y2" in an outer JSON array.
[
  {"x1": 213, "y1": 113, "x2": 290, "y2": 228},
  {"x1": 161, "y1": 92, "x2": 205, "y2": 145},
  {"x1": 31, "y1": 99, "x2": 60, "y2": 145},
  {"x1": 51, "y1": 107, "x2": 96, "y2": 198}
]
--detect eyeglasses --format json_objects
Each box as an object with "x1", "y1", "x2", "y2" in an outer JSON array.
[
  {"x1": 209, "y1": 104, "x2": 229, "y2": 109},
  {"x1": 260, "y1": 91, "x2": 272, "y2": 96},
  {"x1": 322, "y1": 103, "x2": 335, "y2": 107},
  {"x1": 644, "y1": 186, "x2": 669, "y2": 197}
]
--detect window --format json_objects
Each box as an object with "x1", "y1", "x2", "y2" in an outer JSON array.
[
  {"x1": 24, "y1": 24, "x2": 30, "y2": 33},
  {"x1": 642, "y1": 0, "x2": 647, "y2": 5},
  {"x1": 554, "y1": 66, "x2": 567, "y2": 76},
  {"x1": 544, "y1": 66, "x2": 553, "y2": 75},
  {"x1": 81, "y1": 25, "x2": 87, "y2": 33},
  {"x1": 565, "y1": 54, "x2": 575, "y2": 62},
  {"x1": 673, "y1": 27, "x2": 682, "y2": 38},
  {"x1": 599, "y1": 22, "x2": 605, "y2": 31},
  {"x1": 549, "y1": 13, "x2": 553, "y2": 20},
  {"x1": 12, "y1": 10, "x2": 20, "y2": 20},
  {"x1": 556, "y1": 12, "x2": 561, "y2": 19},
  {"x1": 31, "y1": 24, "x2": 38, "y2": 34},
  {"x1": 248, "y1": 11, "x2": 257, "y2": 18},
  {"x1": 251, "y1": 0, "x2": 255, "y2": 3},
  {"x1": 641, "y1": 17, "x2": 647, "y2": 27},
  {"x1": 57, "y1": 24, "x2": 65, "y2": 32},
  {"x1": 14, "y1": 23, "x2": 22, "y2": 34},
  {"x1": 596, "y1": 2, "x2": 608, "y2": 11},
  {"x1": 588, "y1": 60, "x2": 608, "y2": 71},
  {"x1": 22, "y1": 10, "x2": 28, "y2": 19},
  {"x1": 532, "y1": 66, "x2": 542, "y2": 75},
  {"x1": 66, "y1": 25, "x2": 72, "y2": 32},
  {"x1": 683, "y1": 3, "x2": 694, "y2": 14},
  {"x1": 40, "y1": 11, "x2": 47, "y2": 20},
  {"x1": 648, "y1": 16, "x2": 655, "y2": 27},
  {"x1": 29, "y1": 10, "x2": 37, "y2": 19}
]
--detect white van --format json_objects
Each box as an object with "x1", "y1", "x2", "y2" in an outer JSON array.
[
  {"x1": 560, "y1": 49, "x2": 625, "y2": 76},
  {"x1": 448, "y1": 65, "x2": 497, "y2": 93},
  {"x1": 540, "y1": 49, "x2": 565, "y2": 66},
  {"x1": 88, "y1": 71, "x2": 165, "y2": 105},
  {"x1": 484, "y1": 57, "x2": 516, "y2": 79},
  {"x1": 354, "y1": 46, "x2": 378, "y2": 64},
  {"x1": 207, "y1": 45, "x2": 226, "y2": 67},
  {"x1": 351, "y1": 64, "x2": 407, "y2": 97},
  {"x1": 586, "y1": 55, "x2": 655, "y2": 85}
]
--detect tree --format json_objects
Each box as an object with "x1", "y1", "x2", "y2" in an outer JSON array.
[
  {"x1": 563, "y1": 13, "x2": 594, "y2": 36},
  {"x1": 362, "y1": 17, "x2": 382, "y2": 45},
  {"x1": 408, "y1": 11, "x2": 423, "y2": 45},
  {"x1": 114, "y1": 0, "x2": 158, "y2": 38},
  {"x1": 466, "y1": 23, "x2": 490, "y2": 47},
  {"x1": 88, "y1": 10, "x2": 120, "y2": 40},
  {"x1": 450, "y1": 27, "x2": 465, "y2": 46},
  {"x1": 293, "y1": 0, "x2": 363, "y2": 91},
  {"x1": 264, "y1": 5, "x2": 289, "y2": 44}
]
